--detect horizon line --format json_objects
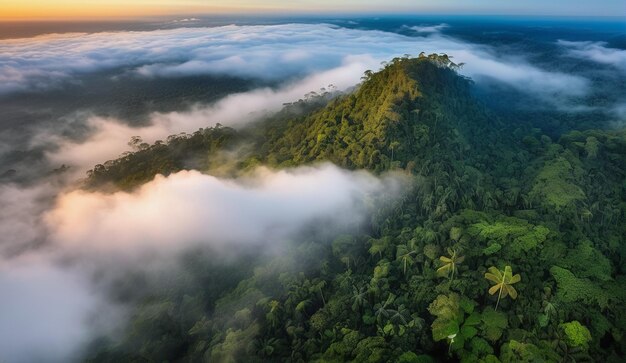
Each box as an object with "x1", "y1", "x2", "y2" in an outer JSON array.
[{"x1": 1, "y1": 12, "x2": 625, "y2": 22}]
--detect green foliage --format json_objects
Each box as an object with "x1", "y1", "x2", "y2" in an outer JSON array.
[
  {"x1": 469, "y1": 337, "x2": 494, "y2": 357},
  {"x1": 549, "y1": 266, "x2": 610, "y2": 308},
  {"x1": 482, "y1": 243, "x2": 502, "y2": 256},
  {"x1": 323, "y1": 329, "x2": 361, "y2": 359},
  {"x1": 396, "y1": 244, "x2": 417, "y2": 275},
  {"x1": 560, "y1": 240, "x2": 612, "y2": 281},
  {"x1": 499, "y1": 340, "x2": 545, "y2": 362},
  {"x1": 428, "y1": 293, "x2": 463, "y2": 341},
  {"x1": 208, "y1": 324, "x2": 258, "y2": 363},
  {"x1": 530, "y1": 156, "x2": 585, "y2": 212},
  {"x1": 86, "y1": 125, "x2": 242, "y2": 190},
  {"x1": 469, "y1": 218, "x2": 549, "y2": 255},
  {"x1": 480, "y1": 307, "x2": 508, "y2": 342},
  {"x1": 584, "y1": 136, "x2": 600, "y2": 158},
  {"x1": 82, "y1": 56, "x2": 626, "y2": 363},
  {"x1": 423, "y1": 244, "x2": 439, "y2": 260},
  {"x1": 560, "y1": 321, "x2": 592, "y2": 348},
  {"x1": 332, "y1": 234, "x2": 360, "y2": 268},
  {"x1": 428, "y1": 293, "x2": 484, "y2": 355},
  {"x1": 249, "y1": 55, "x2": 496, "y2": 175},
  {"x1": 436, "y1": 248, "x2": 465, "y2": 280},
  {"x1": 397, "y1": 352, "x2": 436, "y2": 363},
  {"x1": 352, "y1": 336, "x2": 390, "y2": 363}
]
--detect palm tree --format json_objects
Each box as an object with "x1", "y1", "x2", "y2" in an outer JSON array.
[
  {"x1": 484, "y1": 266, "x2": 521, "y2": 311},
  {"x1": 437, "y1": 248, "x2": 465, "y2": 280},
  {"x1": 396, "y1": 244, "x2": 417, "y2": 275},
  {"x1": 388, "y1": 304, "x2": 411, "y2": 325},
  {"x1": 266, "y1": 300, "x2": 282, "y2": 328},
  {"x1": 369, "y1": 237, "x2": 391, "y2": 259},
  {"x1": 351, "y1": 285, "x2": 368, "y2": 312},
  {"x1": 389, "y1": 141, "x2": 401, "y2": 164},
  {"x1": 374, "y1": 293, "x2": 395, "y2": 325},
  {"x1": 311, "y1": 279, "x2": 326, "y2": 306},
  {"x1": 257, "y1": 338, "x2": 279, "y2": 357},
  {"x1": 295, "y1": 299, "x2": 312, "y2": 316}
]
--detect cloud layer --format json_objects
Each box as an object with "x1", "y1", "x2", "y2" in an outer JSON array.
[
  {"x1": 559, "y1": 40, "x2": 626, "y2": 72},
  {"x1": 407, "y1": 23, "x2": 449, "y2": 34},
  {"x1": 0, "y1": 24, "x2": 395, "y2": 94},
  {"x1": 0, "y1": 164, "x2": 405, "y2": 362},
  {"x1": 43, "y1": 58, "x2": 375, "y2": 172},
  {"x1": 0, "y1": 256, "x2": 102, "y2": 363},
  {"x1": 46, "y1": 164, "x2": 403, "y2": 256},
  {"x1": 1, "y1": 23, "x2": 588, "y2": 100},
  {"x1": 0, "y1": 182, "x2": 54, "y2": 256},
  {"x1": 1, "y1": 23, "x2": 588, "y2": 173}
]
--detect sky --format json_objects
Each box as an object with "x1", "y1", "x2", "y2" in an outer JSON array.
[{"x1": 1, "y1": 0, "x2": 624, "y2": 20}]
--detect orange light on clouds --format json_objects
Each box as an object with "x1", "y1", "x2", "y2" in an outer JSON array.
[{"x1": 0, "y1": 0, "x2": 250, "y2": 20}]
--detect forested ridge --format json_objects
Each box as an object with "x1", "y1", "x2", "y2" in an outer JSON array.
[{"x1": 85, "y1": 55, "x2": 626, "y2": 362}]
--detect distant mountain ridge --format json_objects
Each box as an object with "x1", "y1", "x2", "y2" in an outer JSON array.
[
  {"x1": 252, "y1": 55, "x2": 508, "y2": 171},
  {"x1": 86, "y1": 55, "x2": 510, "y2": 189}
]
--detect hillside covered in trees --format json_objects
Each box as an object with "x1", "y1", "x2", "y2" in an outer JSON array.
[{"x1": 85, "y1": 55, "x2": 626, "y2": 362}]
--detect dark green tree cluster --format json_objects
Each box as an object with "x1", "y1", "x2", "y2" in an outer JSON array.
[
  {"x1": 85, "y1": 55, "x2": 626, "y2": 362},
  {"x1": 85, "y1": 124, "x2": 240, "y2": 191}
]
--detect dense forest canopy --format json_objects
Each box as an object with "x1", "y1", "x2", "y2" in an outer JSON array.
[{"x1": 85, "y1": 54, "x2": 625, "y2": 362}]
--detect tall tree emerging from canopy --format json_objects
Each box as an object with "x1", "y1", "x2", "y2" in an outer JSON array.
[
  {"x1": 484, "y1": 266, "x2": 521, "y2": 311},
  {"x1": 437, "y1": 248, "x2": 465, "y2": 281}
]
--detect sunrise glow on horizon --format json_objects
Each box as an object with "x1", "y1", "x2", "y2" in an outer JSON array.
[
  {"x1": 0, "y1": 1, "x2": 242, "y2": 20},
  {"x1": 1, "y1": 0, "x2": 624, "y2": 20}
]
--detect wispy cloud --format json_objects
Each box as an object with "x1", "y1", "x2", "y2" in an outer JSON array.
[
  {"x1": 0, "y1": 23, "x2": 589, "y2": 101},
  {"x1": 171, "y1": 18, "x2": 200, "y2": 23},
  {"x1": 406, "y1": 23, "x2": 449, "y2": 34},
  {"x1": 611, "y1": 102, "x2": 626, "y2": 122},
  {"x1": 0, "y1": 182, "x2": 52, "y2": 256},
  {"x1": 0, "y1": 254, "x2": 107, "y2": 363},
  {"x1": 0, "y1": 164, "x2": 405, "y2": 362},
  {"x1": 46, "y1": 164, "x2": 404, "y2": 256},
  {"x1": 558, "y1": 40, "x2": 626, "y2": 72},
  {"x1": 42, "y1": 57, "x2": 375, "y2": 172}
]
